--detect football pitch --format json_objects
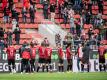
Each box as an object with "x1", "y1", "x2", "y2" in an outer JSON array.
[{"x1": 0, "y1": 72, "x2": 107, "y2": 80}]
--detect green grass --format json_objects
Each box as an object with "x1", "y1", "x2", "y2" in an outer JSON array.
[{"x1": 0, "y1": 72, "x2": 107, "y2": 80}]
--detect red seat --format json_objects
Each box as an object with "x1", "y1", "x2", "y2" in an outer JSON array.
[
  {"x1": 73, "y1": 14, "x2": 80, "y2": 19},
  {"x1": 102, "y1": 15, "x2": 107, "y2": 20},
  {"x1": 83, "y1": 24, "x2": 92, "y2": 29},
  {"x1": 94, "y1": 29, "x2": 100, "y2": 34},
  {"x1": 14, "y1": 0, "x2": 18, "y2": 3},
  {"x1": 103, "y1": 6, "x2": 107, "y2": 10},
  {"x1": 92, "y1": 10, "x2": 98, "y2": 15},
  {"x1": 60, "y1": 24, "x2": 70, "y2": 29},
  {"x1": 36, "y1": 4, "x2": 43, "y2": 9},
  {"x1": 92, "y1": 6, "x2": 98, "y2": 10},
  {"x1": 103, "y1": 10, "x2": 107, "y2": 15},
  {"x1": 36, "y1": 0, "x2": 40, "y2": 3},
  {"x1": 103, "y1": 1, "x2": 107, "y2": 5}
]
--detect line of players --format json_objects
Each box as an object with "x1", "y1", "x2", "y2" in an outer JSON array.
[
  {"x1": 6, "y1": 41, "x2": 73, "y2": 73},
  {"x1": 5, "y1": 41, "x2": 107, "y2": 73}
]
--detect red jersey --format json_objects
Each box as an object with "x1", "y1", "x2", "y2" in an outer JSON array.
[
  {"x1": 58, "y1": 48, "x2": 63, "y2": 59},
  {"x1": 22, "y1": 48, "x2": 31, "y2": 59},
  {"x1": 38, "y1": 46, "x2": 45, "y2": 58},
  {"x1": 58, "y1": 0, "x2": 64, "y2": 4},
  {"x1": 98, "y1": 46, "x2": 105, "y2": 56},
  {"x1": 2, "y1": 0, "x2": 8, "y2": 10},
  {"x1": 66, "y1": 47, "x2": 72, "y2": 59},
  {"x1": 6, "y1": 47, "x2": 16, "y2": 60},
  {"x1": 23, "y1": 0, "x2": 30, "y2": 8},
  {"x1": 31, "y1": 47, "x2": 37, "y2": 59},
  {"x1": 44, "y1": 47, "x2": 52, "y2": 59}
]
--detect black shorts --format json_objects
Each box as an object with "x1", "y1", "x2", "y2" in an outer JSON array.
[
  {"x1": 8, "y1": 59, "x2": 15, "y2": 66},
  {"x1": 38, "y1": 58, "x2": 45, "y2": 63},
  {"x1": 21, "y1": 59, "x2": 29, "y2": 65},
  {"x1": 45, "y1": 59, "x2": 51, "y2": 64},
  {"x1": 59, "y1": 58, "x2": 63, "y2": 64},
  {"x1": 99, "y1": 57, "x2": 105, "y2": 63},
  {"x1": 67, "y1": 59, "x2": 72, "y2": 65},
  {"x1": 82, "y1": 58, "x2": 89, "y2": 64},
  {"x1": 30, "y1": 59, "x2": 35, "y2": 65}
]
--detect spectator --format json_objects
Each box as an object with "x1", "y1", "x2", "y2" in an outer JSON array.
[
  {"x1": 85, "y1": 10, "x2": 91, "y2": 24},
  {"x1": 87, "y1": 2, "x2": 92, "y2": 14},
  {"x1": 91, "y1": 0, "x2": 96, "y2": 5},
  {"x1": 29, "y1": 0, "x2": 36, "y2": 8},
  {"x1": 58, "y1": 2, "x2": 64, "y2": 19},
  {"x1": 50, "y1": 3, "x2": 56, "y2": 22},
  {"x1": 0, "y1": 40, "x2": 5, "y2": 54},
  {"x1": 11, "y1": 7, "x2": 20, "y2": 22},
  {"x1": 12, "y1": 19, "x2": 17, "y2": 32},
  {"x1": 74, "y1": 0, "x2": 81, "y2": 5},
  {"x1": 43, "y1": 0, "x2": 49, "y2": 19},
  {"x1": 63, "y1": 0, "x2": 68, "y2": 8},
  {"x1": 29, "y1": 5, "x2": 35, "y2": 23},
  {"x1": 74, "y1": 0, "x2": 82, "y2": 13},
  {"x1": 6, "y1": 29, "x2": 13, "y2": 46},
  {"x1": 98, "y1": 0, "x2": 103, "y2": 14},
  {"x1": 55, "y1": 33, "x2": 61, "y2": 47},
  {"x1": 69, "y1": 0, "x2": 74, "y2": 5},
  {"x1": 88, "y1": 27, "x2": 94, "y2": 40},
  {"x1": 43, "y1": 37, "x2": 49, "y2": 46},
  {"x1": 95, "y1": 17, "x2": 103, "y2": 29},
  {"x1": 8, "y1": 0, "x2": 14, "y2": 11},
  {"x1": 3, "y1": 4, "x2": 10, "y2": 23},
  {"x1": 65, "y1": 32, "x2": 73, "y2": 45},
  {"x1": 0, "y1": 27, "x2": 5, "y2": 40},
  {"x1": 23, "y1": 0, "x2": 30, "y2": 9},
  {"x1": 2, "y1": 0, "x2": 8, "y2": 10},
  {"x1": 68, "y1": 8, "x2": 75, "y2": 34},
  {"x1": 63, "y1": 7, "x2": 68, "y2": 25},
  {"x1": 13, "y1": 24, "x2": 21, "y2": 45},
  {"x1": 40, "y1": 0, "x2": 44, "y2": 4},
  {"x1": 21, "y1": 7, "x2": 27, "y2": 23},
  {"x1": 75, "y1": 20, "x2": 81, "y2": 37}
]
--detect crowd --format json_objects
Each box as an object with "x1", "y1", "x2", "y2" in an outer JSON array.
[{"x1": 0, "y1": 0, "x2": 107, "y2": 73}]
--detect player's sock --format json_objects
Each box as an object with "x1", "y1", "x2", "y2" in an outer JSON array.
[
  {"x1": 67, "y1": 65, "x2": 69, "y2": 71},
  {"x1": 31, "y1": 65, "x2": 33, "y2": 72},
  {"x1": 99, "y1": 65, "x2": 102, "y2": 72},
  {"x1": 103, "y1": 64, "x2": 106, "y2": 71},
  {"x1": 62, "y1": 66, "x2": 64, "y2": 72},
  {"x1": 8, "y1": 65, "x2": 11, "y2": 72},
  {"x1": 70, "y1": 65, "x2": 72, "y2": 71},
  {"x1": 46, "y1": 66, "x2": 48, "y2": 72},
  {"x1": 58, "y1": 66, "x2": 61, "y2": 72},
  {"x1": 33, "y1": 65, "x2": 36, "y2": 71},
  {"x1": 50, "y1": 65, "x2": 52, "y2": 71},
  {"x1": 42, "y1": 65, "x2": 45, "y2": 72},
  {"x1": 81, "y1": 64, "x2": 84, "y2": 72},
  {"x1": 37, "y1": 66, "x2": 40, "y2": 72},
  {"x1": 87, "y1": 64, "x2": 90, "y2": 72}
]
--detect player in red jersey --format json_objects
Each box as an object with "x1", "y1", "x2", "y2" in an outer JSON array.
[
  {"x1": 98, "y1": 45, "x2": 106, "y2": 71},
  {"x1": 66, "y1": 43, "x2": 73, "y2": 72},
  {"x1": 37, "y1": 42, "x2": 46, "y2": 72},
  {"x1": 6, "y1": 45, "x2": 16, "y2": 73},
  {"x1": 57, "y1": 44, "x2": 64, "y2": 72},
  {"x1": 44, "y1": 44, "x2": 52, "y2": 72},
  {"x1": 20, "y1": 45, "x2": 31, "y2": 73},
  {"x1": 30, "y1": 41, "x2": 37, "y2": 72}
]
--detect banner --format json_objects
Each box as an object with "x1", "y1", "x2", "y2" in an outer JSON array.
[{"x1": 0, "y1": 50, "x2": 106, "y2": 72}]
